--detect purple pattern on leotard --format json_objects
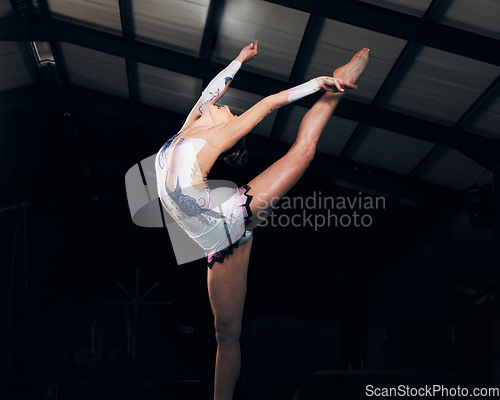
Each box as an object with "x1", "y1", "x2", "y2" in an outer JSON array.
[
  {"x1": 165, "y1": 176, "x2": 225, "y2": 221},
  {"x1": 198, "y1": 76, "x2": 233, "y2": 115},
  {"x1": 158, "y1": 132, "x2": 182, "y2": 169}
]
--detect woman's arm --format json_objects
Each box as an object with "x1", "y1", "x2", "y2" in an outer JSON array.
[
  {"x1": 208, "y1": 76, "x2": 356, "y2": 152},
  {"x1": 179, "y1": 41, "x2": 259, "y2": 132}
]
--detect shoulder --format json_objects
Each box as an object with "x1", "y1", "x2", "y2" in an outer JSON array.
[{"x1": 183, "y1": 125, "x2": 226, "y2": 150}]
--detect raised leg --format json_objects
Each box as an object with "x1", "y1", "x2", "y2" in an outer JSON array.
[
  {"x1": 207, "y1": 236, "x2": 253, "y2": 400},
  {"x1": 245, "y1": 92, "x2": 342, "y2": 229},
  {"x1": 245, "y1": 48, "x2": 369, "y2": 230}
]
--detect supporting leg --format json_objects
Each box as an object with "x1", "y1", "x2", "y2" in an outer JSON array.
[
  {"x1": 207, "y1": 236, "x2": 253, "y2": 400},
  {"x1": 205, "y1": 49, "x2": 370, "y2": 399}
]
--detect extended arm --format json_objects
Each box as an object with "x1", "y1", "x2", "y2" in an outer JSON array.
[
  {"x1": 208, "y1": 76, "x2": 356, "y2": 152},
  {"x1": 180, "y1": 41, "x2": 259, "y2": 132}
]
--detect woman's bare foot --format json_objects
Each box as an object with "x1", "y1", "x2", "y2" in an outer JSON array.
[{"x1": 333, "y1": 48, "x2": 370, "y2": 84}]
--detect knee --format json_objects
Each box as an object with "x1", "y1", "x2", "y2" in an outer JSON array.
[{"x1": 214, "y1": 318, "x2": 241, "y2": 344}]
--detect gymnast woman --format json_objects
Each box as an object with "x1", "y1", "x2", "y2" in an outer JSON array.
[{"x1": 155, "y1": 41, "x2": 369, "y2": 400}]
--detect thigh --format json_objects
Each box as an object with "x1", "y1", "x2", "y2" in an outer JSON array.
[
  {"x1": 207, "y1": 236, "x2": 253, "y2": 327},
  {"x1": 246, "y1": 146, "x2": 310, "y2": 229}
]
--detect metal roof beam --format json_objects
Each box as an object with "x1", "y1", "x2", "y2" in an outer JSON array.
[
  {"x1": 0, "y1": 13, "x2": 496, "y2": 168},
  {"x1": 264, "y1": 0, "x2": 500, "y2": 66},
  {"x1": 199, "y1": 0, "x2": 226, "y2": 61},
  {"x1": 35, "y1": 0, "x2": 69, "y2": 85},
  {"x1": 335, "y1": 98, "x2": 493, "y2": 170},
  {"x1": 118, "y1": 0, "x2": 139, "y2": 102},
  {"x1": 0, "y1": 14, "x2": 27, "y2": 40},
  {"x1": 0, "y1": 83, "x2": 462, "y2": 207},
  {"x1": 270, "y1": 14, "x2": 324, "y2": 140},
  {"x1": 409, "y1": 75, "x2": 500, "y2": 177},
  {"x1": 339, "y1": 0, "x2": 454, "y2": 160}
]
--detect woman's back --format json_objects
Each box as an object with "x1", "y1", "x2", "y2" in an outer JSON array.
[{"x1": 156, "y1": 133, "x2": 213, "y2": 235}]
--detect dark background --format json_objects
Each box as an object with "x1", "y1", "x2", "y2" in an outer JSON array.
[{"x1": 2, "y1": 105, "x2": 499, "y2": 399}]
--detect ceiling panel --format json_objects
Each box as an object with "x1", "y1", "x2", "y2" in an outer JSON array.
[
  {"x1": 61, "y1": 43, "x2": 128, "y2": 98},
  {"x1": 0, "y1": 43, "x2": 38, "y2": 92},
  {"x1": 133, "y1": 0, "x2": 210, "y2": 56},
  {"x1": 349, "y1": 127, "x2": 434, "y2": 175},
  {"x1": 441, "y1": 0, "x2": 500, "y2": 40},
  {"x1": 280, "y1": 105, "x2": 358, "y2": 156},
  {"x1": 47, "y1": 0, "x2": 122, "y2": 34},
  {"x1": 215, "y1": 0, "x2": 309, "y2": 80},
  {"x1": 357, "y1": 0, "x2": 432, "y2": 17},
  {"x1": 385, "y1": 47, "x2": 500, "y2": 126},
  {"x1": 305, "y1": 19, "x2": 407, "y2": 104},
  {"x1": 137, "y1": 63, "x2": 203, "y2": 116},
  {"x1": 462, "y1": 89, "x2": 500, "y2": 138},
  {"x1": 415, "y1": 148, "x2": 490, "y2": 191},
  {"x1": 0, "y1": 0, "x2": 12, "y2": 16},
  {"x1": 216, "y1": 88, "x2": 276, "y2": 137}
]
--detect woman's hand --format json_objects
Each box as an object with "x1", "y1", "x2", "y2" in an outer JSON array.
[
  {"x1": 236, "y1": 40, "x2": 259, "y2": 64},
  {"x1": 315, "y1": 76, "x2": 358, "y2": 93}
]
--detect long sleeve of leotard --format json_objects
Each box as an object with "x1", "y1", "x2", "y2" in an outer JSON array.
[
  {"x1": 197, "y1": 60, "x2": 242, "y2": 115},
  {"x1": 285, "y1": 79, "x2": 321, "y2": 103}
]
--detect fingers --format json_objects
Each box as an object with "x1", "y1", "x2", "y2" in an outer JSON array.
[
  {"x1": 334, "y1": 80, "x2": 344, "y2": 92},
  {"x1": 249, "y1": 40, "x2": 258, "y2": 50},
  {"x1": 334, "y1": 78, "x2": 358, "y2": 91},
  {"x1": 325, "y1": 84, "x2": 337, "y2": 93},
  {"x1": 323, "y1": 77, "x2": 358, "y2": 93},
  {"x1": 324, "y1": 77, "x2": 343, "y2": 92}
]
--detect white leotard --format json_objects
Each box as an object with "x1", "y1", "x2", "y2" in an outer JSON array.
[{"x1": 155, "y1": 134, "x2": 252, "y2": 267}]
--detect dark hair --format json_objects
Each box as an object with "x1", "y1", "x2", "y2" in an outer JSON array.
[{"x1": 222, "y1": 137, "x2": 248, "y2": 168}]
